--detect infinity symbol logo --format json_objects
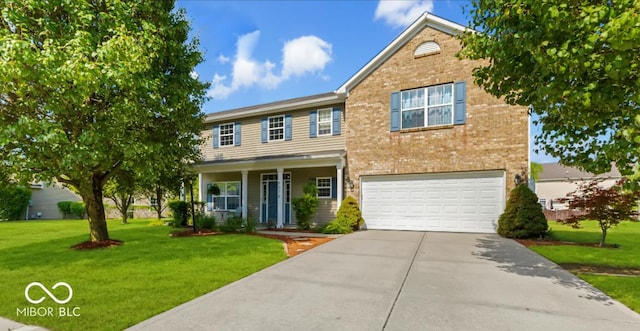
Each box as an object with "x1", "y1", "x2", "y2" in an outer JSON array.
[{"x1": 25, "y1": 282, "x2": 73, "y2": 304}]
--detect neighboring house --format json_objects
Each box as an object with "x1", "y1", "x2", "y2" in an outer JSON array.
[
  {"x1": 195, "y1": 13, "x2": 529, "y2": 233},
  {"x1": 29, "y1": 182, "x2": 82, "y2": 220},
  {"x1": 29, "y1": 182, "x2": 166, "y2": 220},
  {"x1": 535, "y1": 163, "x2": 622, "y2": 211}
]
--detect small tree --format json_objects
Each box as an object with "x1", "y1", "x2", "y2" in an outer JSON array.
[
  {"x1": 497, "y1": 184, "x2": 548, "y2": 239},
  {"x1": 292, "y1": 182, "x2": 319, "y2": 230},
  {"x1": 104, "y1": 171, "x2": 137, "y2": 224},
  {"x1": 561, "y1": 178, "x2": 640, "y2": 247}
]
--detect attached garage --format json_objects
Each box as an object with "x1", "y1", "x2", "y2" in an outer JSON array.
[{"x1": 360, "y1": 171, "x2": 505, "y2": 233}]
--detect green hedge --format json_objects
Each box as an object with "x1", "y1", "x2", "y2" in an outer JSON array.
[{"x1": 58, "y1": 201, "x2": 85, "y2": 219}]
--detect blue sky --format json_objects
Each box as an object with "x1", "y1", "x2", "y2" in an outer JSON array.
[{"x1": 176, "y1": 0, "x2": 555, "y2": 163}]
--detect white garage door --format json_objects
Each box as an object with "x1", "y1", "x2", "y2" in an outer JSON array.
[{"x1": 361, "y1": 171, "x2": 505, "y2": 233}]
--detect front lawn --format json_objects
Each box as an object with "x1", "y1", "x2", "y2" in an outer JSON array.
[
  {"x1": 0, "y1": 219, "x2": 287, "y2": 331},
  {"x1": 529, "y1": 220, "x2": 640, "y2": 312}
]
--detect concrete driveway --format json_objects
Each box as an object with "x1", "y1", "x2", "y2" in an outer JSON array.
[{"x1": 127, "y1": 231, "x2": 640, "y2": 330}]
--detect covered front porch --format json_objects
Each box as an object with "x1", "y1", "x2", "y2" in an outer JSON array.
[{"x1": 195, "y1": 151, "x2": 346, "y2": 227}]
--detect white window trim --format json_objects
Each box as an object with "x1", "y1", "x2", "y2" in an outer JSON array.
[
  {"x1": 268, "y1": 115, "x2": 285, "y2": 142},
  {"x1": 316, "y1": 177, "x2": 332, "y2": 199},
  {"x1": 317, "y1": 108, "x2": 333, "y2": 136},
  {"x1": 218, "y1": 122, "x2": 235, "y2": 147},
  {"x1": 212, "y1": 181, "x2": 241, "y2": 211},
  {"x1": 538, "y1": 198, "x2": 547, "y2": 209},
  {"x1": 400, "y1": 83, "x2": 454, "y2": 129}
]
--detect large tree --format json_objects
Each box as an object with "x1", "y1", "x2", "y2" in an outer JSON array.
[
  {"x1": 0, "y1": 1, "x2": 208, "y2": 242},
  {"x1": 459, "y1": 0, "x2": 640, "y2": 176}
]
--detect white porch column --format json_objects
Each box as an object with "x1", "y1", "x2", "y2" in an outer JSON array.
[
  {"x1": 241, "y1": 170, "x2": 248, "y2": 219},
  {"x1": 276, "y1": 167, "x2": 284, "y2": 228},
  {"x1": 337, "y1": 165, "x2": 344, "y2": 210},
  {"x1": 198, "y1": 173, "x2": 204, "y2": 202}
]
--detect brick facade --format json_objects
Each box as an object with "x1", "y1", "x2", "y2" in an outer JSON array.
[{"x1": 344, "y1": 26, "x2": 528, "y2": 199}]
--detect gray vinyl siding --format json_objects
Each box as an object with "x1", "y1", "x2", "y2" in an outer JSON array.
[
  {"x1": 201, "y1": 167, "x2": 339, "y2": 225},
  {"x1": 290, "y1": 167, "x2": 338, "y2": 225},
  {"x1": 29, "y1": 183, "x2": 82, "y2": 220},
  {"x1": 201, "y1": 104, "x2": 345, "y2": 162}
]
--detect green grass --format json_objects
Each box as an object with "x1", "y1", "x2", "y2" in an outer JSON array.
[
  {"x1": 0, "y1": 219, "x2": 287, "y2": 331},
  {"x1": 529, "y1": 220, "x2": 640, "y2": 312}
]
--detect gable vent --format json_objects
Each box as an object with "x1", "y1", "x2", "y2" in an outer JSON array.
[{"x1": 414, "y1": 41, "x2": 441, "y2": 58}]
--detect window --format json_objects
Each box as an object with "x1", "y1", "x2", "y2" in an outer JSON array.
[
  {"x1": 538, "y1": 199, "x2": 546, "y2": 209},
  {"x1": 219, "y1": 123, "x2": 234, "y2": 146},
  {"x1": 414, "y1": 41, "x2": 441, "y2": 58},
  {"x1": 316, "y1": 177, "x2": 332, "y2": 198},
  {"x1": 149, "y1": 197, "x2": 158, "y2": 207},
  {"x1": 212, "y1": 181, "x2": 241, "y2": 211},
  {"x1": 269, "y1": 116, "x2": 284, "y2": 141},
  {"x1": 317, "y1": 108, "x2": 332, "y2": 136},
  {"x1": 401, "y1": 83, "x2": 453, "y2": 129}
]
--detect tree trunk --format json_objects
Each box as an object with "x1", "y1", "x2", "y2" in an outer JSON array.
[
  {"x1": 599, "y1": 227, "x2": 607, "y2": 248},
  {"x1": 119, "y1": 194, "x2": 132, "y2": 224},
  {"x1": 155, "y1": 187, "x2": 163, "y2": 220},
  {"x1": 81, "y1": 177, "x2": 110, "y2": 242}
]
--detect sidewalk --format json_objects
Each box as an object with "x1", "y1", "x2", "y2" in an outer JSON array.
[{"x1": 0, "y1": 316, "x2": 48, "y2": 331}]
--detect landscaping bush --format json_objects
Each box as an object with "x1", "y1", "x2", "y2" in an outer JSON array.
[
  {"x1": 69, "y1": 202, "x2": 86, "y2": 219},
  {"x1": 0, "y1": 185, "x2": 31, "y2": 221},
  {"x1": 168, "y1": 200, "x2": 189, "y2": 227},
  {"x1": 497, "y1": 184, "x2": 548, "y2": 239},
  {"x1": 57, "y1": 201, "x2": 73, "y2": 218},
  {"x1": 336, "y1": 196, "x2": 364, "y2": 231},
  {"x1": 219, "y1": 216, "x2": 244, "y2": 233},
  {"x1": 322, "y1": 216, "x2": 353, "y2": 234},
  {"x1": 243, "y1": 217, "x2": 257, "y2": 233},
  {"x1": 195, "y1": 214, "x2": 217, "y2": 230},
  {"x1": 292, "y1": 182, "x2": 319, "y2": 230}
]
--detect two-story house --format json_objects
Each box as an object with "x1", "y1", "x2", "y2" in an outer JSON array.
[{"x1": 195, "y1": 13, "x2": 529, "y2": 233}]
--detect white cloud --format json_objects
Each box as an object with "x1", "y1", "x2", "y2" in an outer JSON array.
[
  {"x1": 374, "y1": 0, "x2": 434, "y2": 28},
  {"x1": 208, "y1": 31, "x2": 332, "y2": 100},
  {"x1": 217, "y1": 54, "x2": 230, "y2": 64},
  {"x1": 282, "y1": 36, "x2": 332, "y2": 78}
]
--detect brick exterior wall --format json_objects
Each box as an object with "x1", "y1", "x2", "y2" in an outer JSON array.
[{"x1": 345, "y1": 26, "x2": 529, "y2": 199}]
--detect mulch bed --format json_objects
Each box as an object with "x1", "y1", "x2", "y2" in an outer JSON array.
[
  {"x1": 72, "y1": 239, "x2": 123, "y2": 250},
  {"x1": 170, "y1": 229, "x2": 219, "y2": 237},
  {"x1": 262, "y1": 228, "x2": 315, "y2": 233},
  {"x1": 515, "y1": 239, "x2": 618, "y2": 249},
  {"x1": 516, "y1": 239, "x2": 640, "y2": 276},
  {"x1": 256, "y1": 234, "x2": 334, "y2": 257},
  {"x1": 559, "y1": 263, "x2": 640, "y2": 277}
]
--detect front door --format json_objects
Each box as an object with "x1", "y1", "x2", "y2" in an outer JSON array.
[{"x1": 261, "y1": 173, "x2": 291, "y2": 224}]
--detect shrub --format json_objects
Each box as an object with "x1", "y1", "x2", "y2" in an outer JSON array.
[
  {"x1": 69, "y1": 202, "x2": 86, "y2": 219},
  {"x1": 292, "y1": 182, "x2": 319, "y2": 230},
  {"x1": 0, "y1": 185, "x2": 31, "y2": 221},
  {"x1": 322, "y1": 216, "x2": 353, "y2": 234},
  {"x1": 195, "y1": 214, "x2": 217, "y2": 230},
  {"x1": 57, "y1": 201, "x2": 73, "y2": 218},
  {"x1": 243, "y1": 217, "x2": 256, "y2": 233},
  {"x1": 219, "y1": 216, "x2": 244, "y2": 233},
  {"x1": 497, "y1": 184, "x2": 548, "y2": 239},
  {"x1": 336, "y1": 196, "x2": 364, "y2": 231},
  {"x1": 168, "y1": 200, "x2": 189, "y2": 227}
]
